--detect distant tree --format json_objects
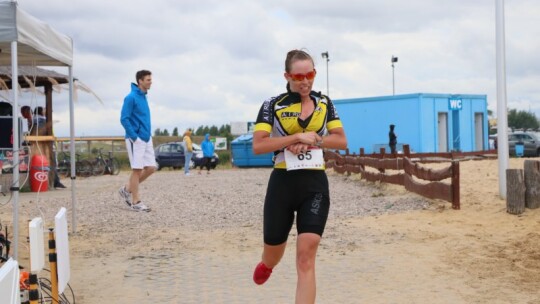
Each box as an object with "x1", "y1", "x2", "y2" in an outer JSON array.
[
  {"x1": 162, "y1": 128, "x2": 170, "y2": 136},
  {"x1": 195, "y1": 126, "x2": 204, "y2": 136},
  {"x1": 508, "y1": 108, "x2": 539, "y2": 131},
  {"x1": 218, "y1": 125, "x2": 226, "y2": 136},
  {"x1": 203, "y1": 126, "x2": 210, "y2": 135},
  {"x1": 154, "y1": 128, "x2": 161, "y2": 136},
  {"x1": 210, "y1": 125, "x2": 219, "y2": 135},
  {"x1": 172, "y1": 127, "x2": 178, "y2": 137}
]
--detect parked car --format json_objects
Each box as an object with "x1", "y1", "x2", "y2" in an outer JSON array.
[
  {"x1": 508, "y1": 132, "x2": 540, "y2": 157},
  {"x1": 191, "y1": 143, "x2": 220, "y2": 169},
  {"x1": 154, "y1": 142, "x2": 219, "y2": 170}
]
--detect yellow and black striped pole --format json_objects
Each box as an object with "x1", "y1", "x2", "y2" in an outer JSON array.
[
  {"x1": 48, "y1": 229, "x2": 59, "y2": 303},
  {"x1": 29, "y1": 273, "x2": 39, "y2": 304}
]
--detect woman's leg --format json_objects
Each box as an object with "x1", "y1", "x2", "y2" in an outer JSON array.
[
  {"x1": 253, "y1": 241, "x2": 287, "y2": 285},
  {"x1": 184, "y1": 152, "x2": 191, "y2": 174},
  {"x1": 262, "y1": 242, "x2": 287, "y2": 268},
  {"x1": 205, "y1": 157, "x2": 211, "y2": 172},
  {"x1": 295, "y1": 233, "x2": 321, "y2": 304},
  {"x1": 198, "y1": 157, "x2": 205, "y2": 174}
]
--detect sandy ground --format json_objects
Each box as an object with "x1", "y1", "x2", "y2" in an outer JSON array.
[{"x1": 1, "y1": 158, "x2": 540, "y2": 304}]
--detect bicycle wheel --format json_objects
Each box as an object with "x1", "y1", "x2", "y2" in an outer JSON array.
[
  {"x1": 92, "y1": 159, "x2": 106, "y2": 176},
  {"x1": 110, "y1": 158, "x2": 121, "y2": 175},
  {"x1": 57, "y1": 161, "x2": 71, "y2": 178},
  {"x1": 77, "y1": 160, "x2": 94, "y2": 177}
]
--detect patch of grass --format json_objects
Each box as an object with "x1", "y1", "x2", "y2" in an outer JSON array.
[{"x1": 216, "y1": 150, "x2": 231, "y2": 167}]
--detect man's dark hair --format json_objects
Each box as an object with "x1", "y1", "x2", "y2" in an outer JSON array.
[
  {"x1": 34, "y1": 106, "x2": 44, "y2": 116},
  {"x1": 135, "y1": 70, "x2": 152, "y2": 84}
]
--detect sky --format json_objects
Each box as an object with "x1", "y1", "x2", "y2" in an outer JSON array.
[{"x1": 5, "y1": 0, "x2": 540, "y2": 137}]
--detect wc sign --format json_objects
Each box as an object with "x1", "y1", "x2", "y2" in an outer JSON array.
[{"x1": 448, "y1": 98, "x2": 463, "y2": 111}]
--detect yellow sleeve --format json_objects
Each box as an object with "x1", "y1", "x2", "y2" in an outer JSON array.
[
  {"x1": 254, "y1": 122, "x2": 272, "y2": 133},
  {"x1": 327, "y1": 120, "x2": 343, "y2": 131}
]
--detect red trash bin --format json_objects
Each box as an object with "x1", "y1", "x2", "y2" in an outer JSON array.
[{"x1": 30, "y1": 154, "x2": 50, "y2": 192}]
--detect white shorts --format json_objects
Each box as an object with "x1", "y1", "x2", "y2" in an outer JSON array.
[{"x1": 126, "y1": 138, "x2": 156, "y2": 169}]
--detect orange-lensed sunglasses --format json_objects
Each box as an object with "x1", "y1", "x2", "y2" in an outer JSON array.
[{"x1": 287, "y1": 70, "x2": 316, "y2": 81}]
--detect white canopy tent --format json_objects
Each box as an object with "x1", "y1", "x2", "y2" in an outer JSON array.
[{"x1": 0, "y1": 1, "x2": 77, "y2": 260}]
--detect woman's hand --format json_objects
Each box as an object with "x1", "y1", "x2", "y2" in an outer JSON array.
[
  {"x1": 286, "y1": 143, "x2": 312, "y2": 155},
  {"x1": 295, "y1": 132, "x2": 321, "y2": 146}
]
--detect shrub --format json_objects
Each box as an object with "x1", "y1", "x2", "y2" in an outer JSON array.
[{"x1": 217, "y1": 150, "x2": 230, "y2": 166}]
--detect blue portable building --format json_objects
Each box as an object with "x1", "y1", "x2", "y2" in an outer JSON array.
[
  {"x1": 231, "y1": 134, "x2": 274, "y2": 167},
  {"x1": 333, "y1": 93, "x2": 489, "y2": 154}
]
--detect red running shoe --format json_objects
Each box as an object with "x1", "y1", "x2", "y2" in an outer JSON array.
[{"x1": 253, "y1": 262, "x2": 273, "y2": 285}]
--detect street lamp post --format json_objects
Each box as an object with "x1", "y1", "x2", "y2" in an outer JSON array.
[
  {"x1": 391, "y1": 55, "x2": 398, "y2": 95},
  {"x1": 321, "y1": 51, "x2": 329, "y2": 96}
]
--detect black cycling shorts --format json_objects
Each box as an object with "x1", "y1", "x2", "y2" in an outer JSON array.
[{"x1": 263, "y1": 169, "x2": 330, "y2": 245}]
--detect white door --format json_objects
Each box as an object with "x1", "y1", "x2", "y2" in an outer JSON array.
[
  {"x1": 438, "y1": 113, "x2": 448, "y2": 152},
  {"x1": 475, "y1": 113, "x2": 484, "y2": 151}
]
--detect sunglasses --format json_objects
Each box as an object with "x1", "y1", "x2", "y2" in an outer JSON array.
[{"x1": 287, "y1": 70, "x2": 316, "y2": 81}]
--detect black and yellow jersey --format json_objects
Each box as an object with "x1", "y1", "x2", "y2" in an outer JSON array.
[{"x1": 254, "y1": 89, "x2": 343, "y2": 169}]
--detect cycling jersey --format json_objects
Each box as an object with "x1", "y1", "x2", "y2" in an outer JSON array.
[{"x1": 254, "y1": 89, "x2": 343, "y2": 169}]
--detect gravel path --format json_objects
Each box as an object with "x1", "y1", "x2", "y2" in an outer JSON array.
[{"x1": 14, "y1": 168, "x2": 431, "y2": 239}]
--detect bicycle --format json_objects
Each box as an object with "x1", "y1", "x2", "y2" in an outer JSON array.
[
  {"x1": 57, "y1": 152, "x2": 94, "y2": 178},
  {"x1": 91, "y1": 148, "x2": 120, "y2": 176}
]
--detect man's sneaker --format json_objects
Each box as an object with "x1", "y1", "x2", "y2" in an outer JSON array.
[
  {"x1": 118, "y1": 186, "x2": 132, "y2": 207},
  {"x1": 131, "y1": 201, "x2": 151, "y2": 212},
  {"x1": 253, "y1": 262, "x2": 273, "y2": 285}
]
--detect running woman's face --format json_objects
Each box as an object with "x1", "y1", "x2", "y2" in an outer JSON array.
[
  {"x1": 138, "y1": 75, "x2": 152, "y2": 92},
  {"x1": 285, "y1": 59, "x2": 315, "y2": 98}
]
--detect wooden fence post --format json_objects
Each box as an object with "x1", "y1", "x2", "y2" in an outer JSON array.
[
  {"x1": 403, "y1": 145, "x2": 410, "y2": 157},
  {"x1": 451, "y1": 161, "x2": 460, "y2": 210},
  {"x1": 506, "y1": 169, "x2": 525, "y2": 215},
  {"x1": 524, "y1": 160, "x2": 540, "y2": 209},
  {"x1": 378, "y1": 147, "x2": 386, "y2": 173}
]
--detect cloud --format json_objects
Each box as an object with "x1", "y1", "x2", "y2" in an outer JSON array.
[{"x1": 8, "y1": 0, "x2": 539, "y2": 137}]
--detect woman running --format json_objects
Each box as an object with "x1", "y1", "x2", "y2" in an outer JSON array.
[{"x1": 252, "y1": 49, "x2": 347, "y2": 303}]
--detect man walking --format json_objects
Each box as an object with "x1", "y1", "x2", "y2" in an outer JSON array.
[{"x1": 119, "y1": 70, "x2": 156, "y2": 212}]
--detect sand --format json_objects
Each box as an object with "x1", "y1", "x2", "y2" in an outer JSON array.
[{"x1": 1, "y1": 158, "x2": 539, "y2": 304}]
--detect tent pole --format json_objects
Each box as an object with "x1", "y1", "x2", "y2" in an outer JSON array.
[
  {"x1": 11, "y1": 41, "x2": 19, "y2": 260},
  {"x1": 68, "y1": 67, "x2": 77, "y2": 233},
  {"x1": 496, "y1": 0, "x2": 509, "y2": 199}
]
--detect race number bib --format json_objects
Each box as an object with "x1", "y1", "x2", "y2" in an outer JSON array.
[{"x1": 284, "y1": 148, "x2": 324, "y2": 171}]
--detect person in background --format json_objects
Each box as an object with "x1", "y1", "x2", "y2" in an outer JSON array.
[
  {"x1": 199, "y1": 133, "x2": 215, "y2": 175},
  {"x1": 30, "y1": 106, "x2": 47, "y2": 136},
  {"x1": 118, "y1": 69, "x2": 156, "y2": 212},
  {"x1": 251, "y1": 49, "x2": 347, "y2": 303},
  {"x1": 32, "y1": 106, "x2": 46, "y2": 125},
  {"x1": 21, "y1": 106, "x2": 32, "y2": 132},
  {"x1": 389, "y1": 124, "x2": 397, "y2": 154},
  {"x1": 52, "y1": 138, "x2": 66, "y2": 189},
  {"x1": 182, "y1": 128, "x2": 193, "y2": 176}
]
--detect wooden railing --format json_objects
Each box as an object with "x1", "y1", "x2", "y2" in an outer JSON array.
[{"x1": 325, "y1": 145, "x2": 496, "y2": 210}]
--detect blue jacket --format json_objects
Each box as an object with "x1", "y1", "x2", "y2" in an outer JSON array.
[
  {"x1": 120, "y1": 83, "x2": 152, "y2": 142},
  {"x1": 201, "y1": 134, "x2": 215, "y2": 157}
]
